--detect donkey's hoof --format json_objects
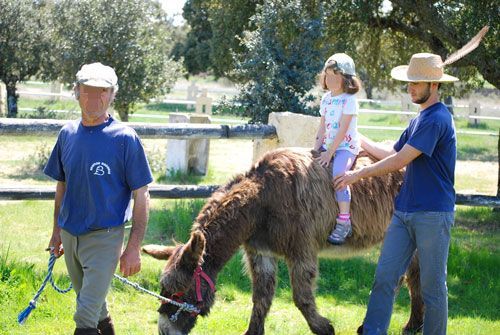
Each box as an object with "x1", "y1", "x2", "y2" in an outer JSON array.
[{"x1": 311, "y1": 320, "x2": 334, "y2": 335}]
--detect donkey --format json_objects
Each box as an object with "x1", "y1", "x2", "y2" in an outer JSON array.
[{"x1": 142, "y1": 147, "x2": 423, "y2": 335}]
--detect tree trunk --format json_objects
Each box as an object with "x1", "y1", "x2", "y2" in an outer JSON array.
[
  {"x1": 6, "y1": 83, "x2": 18, "y2": 118},
  {"x1": 365, "y1": 82, "x2": 373, "y2": 100},
  {"x1": 117, "y1": 105, "x2": 129, "y2": 122}
]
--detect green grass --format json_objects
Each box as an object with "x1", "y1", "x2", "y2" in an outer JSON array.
[
  {"x1": 0, "y1": 201, "x2": 498, "y2": 334},
  {"x1": 18, "y1": 98, "x2": 80, "y2": 112}
]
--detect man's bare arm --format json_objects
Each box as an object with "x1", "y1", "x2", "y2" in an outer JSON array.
[
  {"x1": 334, "y1": 144, "x2": 421, "y2": 190},
  {"x1": 120, "y1": 185, "x2": 150, "y2": 277},
  {"x1": 48, "y1": 181, "x2": 65, "y2": 257},
  {"x1": 359, "y1": 133, "x2": 396, "y2": 161}
]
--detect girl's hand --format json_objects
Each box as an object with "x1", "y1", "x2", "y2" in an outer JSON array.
[{"x1": 315, "y1": 151, "x2": 333, "y2": 167}]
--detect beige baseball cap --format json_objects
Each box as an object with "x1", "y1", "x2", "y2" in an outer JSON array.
[{"x1": 76, "y1": 62, "x2": 118, "y2": 89}]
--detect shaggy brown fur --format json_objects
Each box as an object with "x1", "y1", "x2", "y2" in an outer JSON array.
[{"x1": 143, "y1": 148, "x2": 423, "y2": 335}]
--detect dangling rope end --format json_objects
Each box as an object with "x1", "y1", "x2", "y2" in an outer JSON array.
[{"x1": 17, "y1": 300, "x2": 37, "y2": 325}]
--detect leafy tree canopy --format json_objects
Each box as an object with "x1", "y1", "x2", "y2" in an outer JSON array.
[
  {"x1": 45, "y1": 0, "x2": 183, "y2": 121},
  {"x1": 0, "y1": 0, "x2": 52, "y2": 117},
  {"x1": 179, "y1": 0, "x2": 498, "y2": 96},
  {"x1": 174, "y1": 0, "x2": 261, "y2": 78},
  {"x1": 223, "y1": 0, "x2": 324, "y2": 123}
]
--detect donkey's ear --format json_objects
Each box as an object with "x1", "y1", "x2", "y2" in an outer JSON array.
[
  {"x1": 142, "y1": 244, "x2": 176, "y2": 260},
  {"x1": 180, "y1": 232, "x2": 206, "y2": 267}
]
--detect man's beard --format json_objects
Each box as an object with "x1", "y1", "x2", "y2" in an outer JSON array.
[{"x1": 413, "y1": 84, "x2": 431, "y2": 104}]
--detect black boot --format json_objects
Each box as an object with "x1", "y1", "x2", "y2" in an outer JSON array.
[
  {"x1": 97, "y1": 316, "x2": 115, "y2": 335},
  {"x1": 74, "y1": 328, "x2": 100, "y2": 335}
]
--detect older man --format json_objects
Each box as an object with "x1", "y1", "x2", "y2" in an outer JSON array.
[
  {"x1": 335, "y1": 53, "x2": 458, "y2": 334},
  {"x1": 44, "y1": 63, "x2": 153, "y2": 335}
]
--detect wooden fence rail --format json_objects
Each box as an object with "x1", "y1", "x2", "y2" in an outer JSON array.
[
  {"x1": 0, "y1": 185, "x2": 219, "y2": 200},
  {"x1": 0, "y1": 118, "x2": 277, "y2": 139},
  {"x1": 0, "y1": 186, "x2": 498, "y2": 207}
]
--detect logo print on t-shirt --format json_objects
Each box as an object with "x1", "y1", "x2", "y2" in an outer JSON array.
[{"x1": 90, "y1": 162, "x2": 111, "y2": 176}]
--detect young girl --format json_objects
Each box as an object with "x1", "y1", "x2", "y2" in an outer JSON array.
[{"x1": 314, "y1": 53, "x2": 362, "y2": 245}]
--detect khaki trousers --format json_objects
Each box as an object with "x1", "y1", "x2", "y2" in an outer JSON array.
[{"x1": 61, "y1": 226, "x2": 124, "y2": 329}]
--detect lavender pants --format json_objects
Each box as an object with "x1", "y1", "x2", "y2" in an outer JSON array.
[{"x1": 327, "y1": 149, "x2": 357, "y2": 202}]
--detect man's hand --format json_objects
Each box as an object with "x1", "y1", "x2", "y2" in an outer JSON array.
[
  {"x1": 47, "y1": 229, "x2": 64, "y2": 258},
  {"x1": 334, "y1": 170, "x2": 362, "y2": 190},
  {"x1": 315, "y1": 151, "x2": 334, "y2": 167},
  {"x1": 120, "y1": 247, "x2": 141, "y2": 277}
]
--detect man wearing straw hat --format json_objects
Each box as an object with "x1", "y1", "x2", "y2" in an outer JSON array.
[{"x1": 334, "y1": 52, "x2": 459, "y2": 334}]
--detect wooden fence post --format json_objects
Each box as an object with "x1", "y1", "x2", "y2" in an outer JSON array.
[
  {"x1": 166, "y1": 113, "x2": 211, "y2": 176},
  {"x1": 468, "y1": 99, "x2": 481, "y2": 127},
  {"x1": 187, "y1": 82, "x2": 199, "y2": 109},
  {"x1": 0, "y1": 82, "x2": 6, "y2": 117},
  {"x1": 188, "y1": 114, "x2": 211, "y2": 175},
  {"x1": 400, "y1": 94, "x2": 414, "y2": 122},
  {"x1": 166, "y1": 113, "x2": 190, "y2": 174},
  {"x1": 195, "y1": 89, "x2": 212, "y2": 115},
  {"x1": 50, "y1": 82, "x2": 63, "y2": 102}
]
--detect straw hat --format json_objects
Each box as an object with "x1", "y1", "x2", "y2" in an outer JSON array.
[
  {"x1": 390, "y1": 26, "x2": 489, "y2": 83},
  {"x1": 390, "y1": 53, "x2": 459, "y2": 82}
]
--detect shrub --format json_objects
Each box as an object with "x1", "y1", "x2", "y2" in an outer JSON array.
[
  {"x1": 22, "y1": 141, "x2": 52, "y2": 172},
  {"x1": 228, "y1": 0, "x2": 325, "y2": 124}
]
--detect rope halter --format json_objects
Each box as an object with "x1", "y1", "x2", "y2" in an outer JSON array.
[{"x1": 164, "y1": 265, "x2": 216, "y2": 322}]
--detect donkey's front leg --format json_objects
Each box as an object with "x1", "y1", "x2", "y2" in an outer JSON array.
[
  {"x1": 287, "y1": 256, "x2": 334, "y2": 335},
  {"x1": 243, "y1": 250, "x2": 278, "y2": 335}
]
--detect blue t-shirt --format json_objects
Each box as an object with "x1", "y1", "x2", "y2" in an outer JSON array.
[
  {"x1": 44, "y1": 117, "x2": 153, "y2": 236},
  {"x1": 393, "y1": 102, "x2": 456, "y2": 212}
]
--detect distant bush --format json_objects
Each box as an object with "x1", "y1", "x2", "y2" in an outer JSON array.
[
  {"x1": 23, "y1": 141, "x2": 51, "y2": 172},
  {"x1": 228, "y1": 0, "x2": 324, "y2": 124},
  {"x1": 145, "y1": 145, "x2": 166, "y2": 174}
]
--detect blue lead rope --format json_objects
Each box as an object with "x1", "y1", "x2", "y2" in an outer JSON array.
[
  {"x1": 18, "y1": 254, "x2": 201, "y2": 325},
  {"x1": 17, "y1": 253, "x2": 72, "y2": 325}
]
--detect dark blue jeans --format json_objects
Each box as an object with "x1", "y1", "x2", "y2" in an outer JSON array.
[{"x1": 363, "y1": 210, "x2": 454, "y2": 335}]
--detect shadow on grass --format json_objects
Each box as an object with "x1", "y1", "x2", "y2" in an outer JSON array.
[
  {"x1": 457, "y1": 145, "x2": 496, "y2": 161},
  {"x1": 156, "y1": 170, "x2": 205, "y2": 185},
  {"x1": 4, "y1": 169, "x2": 52, "y2": 182}
]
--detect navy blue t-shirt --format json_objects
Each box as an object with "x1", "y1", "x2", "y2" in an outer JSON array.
[
  {"x1": 44, "y1": 117, "x2": 153, "y2": 236},
  {"x1": 393, "y1": 102, "x2": 456, "y2": 212}
]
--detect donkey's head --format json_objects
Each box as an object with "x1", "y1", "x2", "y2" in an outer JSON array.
[{"x1": 142, "y1": 232, "x2": 215, "y2": 335}]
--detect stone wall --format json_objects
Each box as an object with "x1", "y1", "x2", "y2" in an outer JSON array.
[{"x1": 252, "y1": 112, "x2": 319, "y2": 163}]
